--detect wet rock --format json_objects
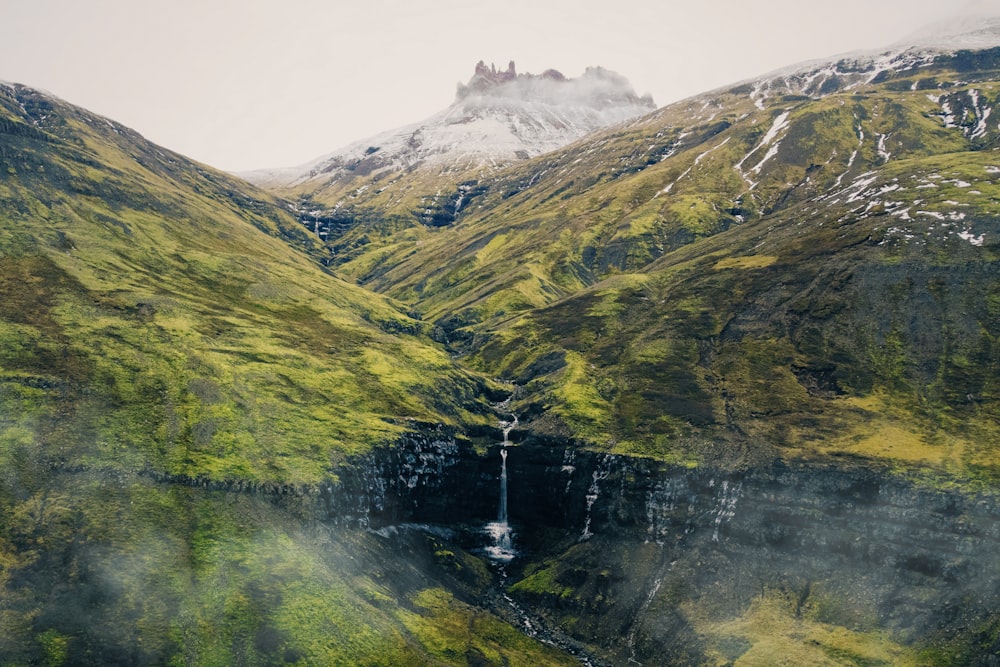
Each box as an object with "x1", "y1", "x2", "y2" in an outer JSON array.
[{"x1": 316, "y1": 429, "x2": 1000, "y2": 663}]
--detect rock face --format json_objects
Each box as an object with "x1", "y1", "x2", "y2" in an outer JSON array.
[
  {"x1": 467, "y1": 60, "x2": 520, "y2": 88},
  {"x1": 322, "y1": 433, "x2": 1000, "y2": 664}
]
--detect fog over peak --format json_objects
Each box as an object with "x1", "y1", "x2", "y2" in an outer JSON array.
[
  {"x1": 896, "y1": 1, "x2": 1000, "y2": 50},
  {"x1": 958, "y1": 0, "x2": 1000, "y2": 16},
  {"x1": 246, "y1": 60, "x2": 656, "y2": 187},
  {"x1": 455, "y1": 60, "x2": 654, "y2": 110}
]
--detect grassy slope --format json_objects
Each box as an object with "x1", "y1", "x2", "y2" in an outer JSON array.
[
  {"x1": 338, "y1": 75, "x2": 975, "y2": 324},
  {"x1": 472, "y1": 146, "x2": 1000, "y2": 474},
  {"x1": 0, "y1": 85, "x2": 583, "y2": 665},
  {"x1": 0, "y1": 470, "x2": 578, "y2": 666},
  {"x1": 0, "y1": 83, "x2": 495, "y2": 487},
  {"x1": 293, "y1": 58, "x2": 1000, "y2": 478},
  {"x1": 249, "y1": 55, "x2": 1000, "y2": 662}
]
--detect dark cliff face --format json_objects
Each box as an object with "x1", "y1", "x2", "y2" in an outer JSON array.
[{"x1": 324, "y1": 433, "x2": 1000, "y2": 664}]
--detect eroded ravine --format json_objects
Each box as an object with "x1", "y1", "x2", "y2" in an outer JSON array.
[{"x1": 320, "y1": 428, "x2": 1000, "y2": 664}]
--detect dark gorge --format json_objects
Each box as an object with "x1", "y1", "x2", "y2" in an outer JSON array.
[{"x1": 313, "y1": 428, "x2": 1000, "y2": 665}]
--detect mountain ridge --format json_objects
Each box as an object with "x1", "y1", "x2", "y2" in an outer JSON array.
[
  {"x1": 0, "y1": 80, "x2": 494, "y2": 486},
  {"x1": 240, "y1": 61, "x2": 655, "y2": 218},
  {"x1": 3, "y1": 13, "x2": 1000, "y2": 665},
  {"x1": 281, "y1": 30, "x2": 1000, "y2": 474},
  {"x1": 244, "y1": 61, "x2": 654, "y2": 182}
]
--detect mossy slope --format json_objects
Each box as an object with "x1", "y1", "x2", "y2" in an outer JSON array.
[
  {"x1": 0, "y1": 469, "x2": 576, "y2": 665},
  {"x1": 471, "y1": 147, "x2": 1000, "y2": 473},
  {"x1": 331, "y1": 53, "x2": 991, "y2": 330},
  {"x1": 282, "y1": 52, "x2": 1000, "y2": 477},
  {"x1": 0, "y1": 82, "x2": 493, "y2": 487},
  {"x1": 0, "y1": 83, "x2": 580, "y2": 666}
]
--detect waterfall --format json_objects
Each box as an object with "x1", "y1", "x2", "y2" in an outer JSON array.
[
  {"x1": 710, "y1": 479, "x2": 743, "y2": 542},
  {"x1": 485, "y1": 409, "x2": 518, "y2": 562},
  {"x1": 485, "y1": 446, "x2": 515, "y2": 562},
  {"x1": 498, "y1": 448, "x2": 508, "y2": 524},
  {"x1": 580, "y1": 454, "x2": 612, "y2": 541}
]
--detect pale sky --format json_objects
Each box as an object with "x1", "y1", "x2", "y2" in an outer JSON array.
[{"x1": 0, "y1": 1, "x2": 990, "y2": 172}]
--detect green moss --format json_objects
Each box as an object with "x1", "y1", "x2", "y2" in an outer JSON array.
[
  {"x1": 713, "y1": 255, "x2": 779, "y2": 270},
  {"x1": 510, "y1": 561, "x2": 577, "y2": 600},
  {"x1": 395, "y1": 587, "x2": 577, "y2": 666},
  {"x1": 0, "y1": 105, "x2": 494, "y2": 485},
  {"x1": 36, "y1": 629, "x2": 70, "y2": 667},
  {"x1": 695, "y1": 589, "x2": 923, "y2": 667}
]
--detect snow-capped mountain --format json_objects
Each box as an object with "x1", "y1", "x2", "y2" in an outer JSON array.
[
  {"x1": 243, "y1": 61, "x2": 654, "y2": 193},
  {"x1": 899, "y1": 0, "x2": 1000, "y2": 51},
  {"x1": 726, "y1": 3, "x2": 1000, "y2": 110}
]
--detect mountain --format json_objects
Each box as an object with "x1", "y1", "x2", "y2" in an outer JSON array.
[
  {"x1": 242, "y1": 61, "x2": 654, "y2": 231},
  {"x1": 0, "y1": 82, "x2": 591, "y2": 666},
  {"x1": 0, "y1": 81, "x2": 498, "y2": 485},
  {"x1": 311, "y1": 39, "x2": 1000, "y2": 472},
  {"x1": 4, "y1": 12, "x2": 1000, "y2": 667},
  {"x1": 898, "y1": 0, "x2": 1000, "y2": 51},
  {"x1": 241, "y1": 29, "x2": 1000, "y2": 663},
  {"x1": 251, "y1": 61, "x2": 654, "y2": 186}
]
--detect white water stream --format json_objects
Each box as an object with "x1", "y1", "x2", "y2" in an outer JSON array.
[
  {"x1": 580, "y1": 454, "x2": 612, "y2": 541},
  {"x1": 485, "y1": 412, "x2": 518, "y2": 562}
]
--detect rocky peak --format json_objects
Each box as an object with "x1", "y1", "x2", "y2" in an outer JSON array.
[
  {"x1": 471, "y1": 59, "x2": 518, "y2": 85},
  {"x1": 243, "y1": 61, "x2": 656, "y2": 191},
  {"x1": 456, "y1": 60, "x2": 655, "y2": 109}
]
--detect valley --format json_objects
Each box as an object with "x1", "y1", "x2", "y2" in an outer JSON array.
[{"x1": 1, "y1": 27, "x2": 1000, "y2": 667}]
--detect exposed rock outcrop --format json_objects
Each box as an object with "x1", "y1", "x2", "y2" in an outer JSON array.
[{"x1": 318, "y1": 432, "x2": 1000, "y2": 664}]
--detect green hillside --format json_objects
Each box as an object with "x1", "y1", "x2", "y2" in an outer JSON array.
[
  {"x1": 2, "y1": 44, "x2": 1000, "y2": 667},
  {"x1": 303, "y1": 50, "x2": 1000, "y2": 476},
  {"x1": 0, "y1": 83, "x2": 587, "y2": 665},
  {"x1": 0, "y1": 83, "x2": 495, "y2": 487}
]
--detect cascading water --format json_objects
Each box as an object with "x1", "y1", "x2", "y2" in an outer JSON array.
[
  {"x1": 485, "y1": 411, "x2": 518, "y2": 562},
  {"x1": 498, "y1": 448, "x2": 509, "y2": 525},
  {"x1": 580, "y1": 454, "x2": 612, "y2": 541}
]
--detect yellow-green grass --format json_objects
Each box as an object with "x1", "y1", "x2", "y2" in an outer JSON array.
[{"x1": 691, "y1": 589, "x2": 924, "y2": 667}]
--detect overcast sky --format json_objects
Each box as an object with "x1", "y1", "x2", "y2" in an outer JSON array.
[{"x1": 1, "y1": 1, "x2": 993, "y2": 171}]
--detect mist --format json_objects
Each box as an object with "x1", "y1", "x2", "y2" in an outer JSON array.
[{"x1": 0, "y1": 0, "x2": 970, "y2": 171}]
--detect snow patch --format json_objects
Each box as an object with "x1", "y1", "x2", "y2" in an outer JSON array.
[
  {"x1": 877, "y1": 133, "x2": 891, "y2": 163},
  {"x1": 695, "y1": 136, "x2": 731, "y2": 165},
  {"x1": 751, "y1": 142, "x2": 781, "y2": 175},
  {"x1": 735, "y1": 110, "x2": 791, "y2": 186},
  {"x1": 958, "y1": 229, "x2": 985, "y2": 246},
  {"x1": 656, "y1": 137, "x2": 731, "y2": 199},
  {"x1": 940, "y1": 99, "x2": 958, "y2": 128},
  {"x1": 845, "y1": 173, "x2": 879, "y2": 203},
  {"x1": 833, "y1": 150, "x2": 859, "y2": 188}
]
